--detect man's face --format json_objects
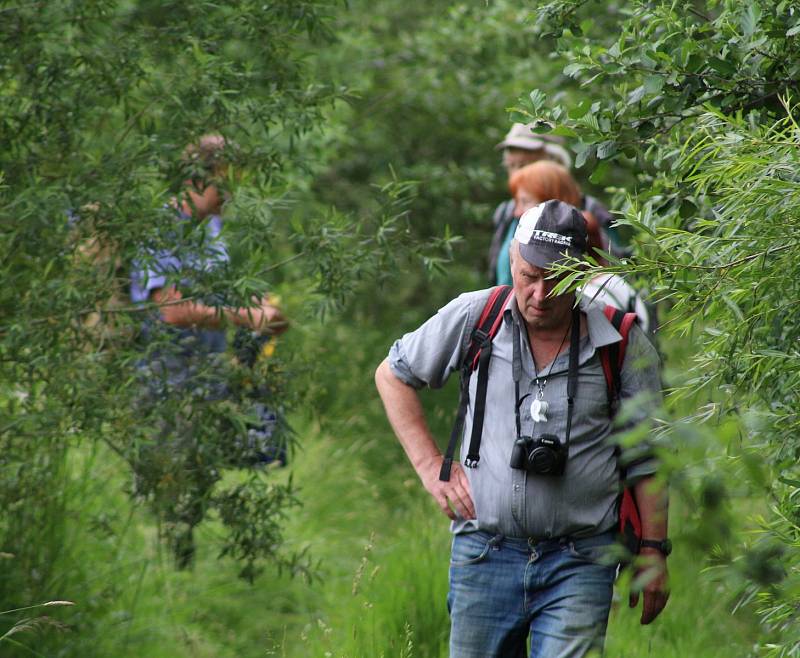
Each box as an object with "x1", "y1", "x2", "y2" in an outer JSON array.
[
  {"x1": 511, "y1": 246, "x2": 574, "y2": 332},
  {"x1": 503, "y1": 148, "x2": 545, "y2": 177}
]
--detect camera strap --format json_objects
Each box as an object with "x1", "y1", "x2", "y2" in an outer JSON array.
[
  {"x1": 564, "y1": 306, "x2": 581, "y2": 447},
  {"x1": 513, "y1": 306, "x2": 582, "y2": 447},
  {"x1": 512, "y1": 319, "x2": 523, "y2": 440}
]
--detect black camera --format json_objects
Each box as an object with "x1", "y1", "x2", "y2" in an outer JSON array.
[{"x1": 509, "y1": 434, "x2": 567, "y2": 476}]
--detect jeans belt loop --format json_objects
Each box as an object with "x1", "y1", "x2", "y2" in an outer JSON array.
[{"x1": 488, "y1": 534, "x2": 504, "y2": 550}]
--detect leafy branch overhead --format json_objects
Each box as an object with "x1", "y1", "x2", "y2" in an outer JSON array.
[
  {"x1": 522, "y1": 2, "x2": 800, "y2": 654},
  {"x1": 0, "y1": 0, "x2": 457, "y2": 597},
  {"x1": 521, "y1": 1, "x2": 800, "y2": 169}
]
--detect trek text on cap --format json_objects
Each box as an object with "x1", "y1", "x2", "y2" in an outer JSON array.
[{"x1": 514, "y1": 199, "x2": 587, "y2": 270}]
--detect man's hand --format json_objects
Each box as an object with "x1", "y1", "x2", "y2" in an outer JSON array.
[
  {"x1": 416, "y1": 454, "x2": 475, "y2": 521},
  {"x1": 629, "y1": 550, "x2": 669, "y2": 624},
  {"x1": 374, "y1": 360, "x2": 475, "y2": 522}
]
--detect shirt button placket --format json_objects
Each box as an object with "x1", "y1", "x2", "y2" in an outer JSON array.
[{"x1": 511, "y1": 470, "x2": 525, "y2": 525}]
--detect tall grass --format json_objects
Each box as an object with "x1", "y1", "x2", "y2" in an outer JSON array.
[
  {"x1": 0, "y1": 439, "x2": 105, "y2": 658},
  {"x1": 0, "y1": 398, "x2": 767, "y2": 658},
  {"x1": 286, "y1": 510, "x2": 450, "y2": 658},
  {"x1": 0, "y1": 268, "x2": 771, "y2": 657}
]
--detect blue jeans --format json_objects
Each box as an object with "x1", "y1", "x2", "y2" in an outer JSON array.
[{"x1": 447, "y1": 530, "x2": 617, "y2": 658}]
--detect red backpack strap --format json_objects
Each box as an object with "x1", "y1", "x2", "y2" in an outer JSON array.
[
  {"x1": 440, "y1": 286, "x2": 513, "y2": 481},
  {"x1": 601, "y1": 305, "x2": 644, "y2": 558},
  {"x1": 466, "y1": 285, "x2": 513, "y2": 371},
  {"x1": 619, "y1": 486, "x2": 643, "y2": 557},
  {"x1": 600, "y1": 305, "x2": 637, "y2": 414},
  {"x1": 616, "y1": 311, "x2": 637, "y2": 367}
]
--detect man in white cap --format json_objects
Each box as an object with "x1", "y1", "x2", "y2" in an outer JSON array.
[
  {"x1": 376, "y1": 199, "x2": 669, "y2": 657},
  {"x1": 488, "y1": 123, "x2": 616, "y2": 284}
]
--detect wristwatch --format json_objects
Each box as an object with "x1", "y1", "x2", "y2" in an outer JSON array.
[{"x1": 639, "y1": 538, "x2": 672, "y2": 556}]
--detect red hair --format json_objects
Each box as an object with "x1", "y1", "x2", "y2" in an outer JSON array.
[{"x1": 509, "y1": 161, "x2": 582, "y2": 208}]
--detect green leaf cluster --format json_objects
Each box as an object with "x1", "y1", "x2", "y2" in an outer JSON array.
[
  {"x1": 0, "y1": 1, "x2": 456, "y2": 638},
  {"x1": 522, "y1": 1, "x2": 800, "y2": 652}
]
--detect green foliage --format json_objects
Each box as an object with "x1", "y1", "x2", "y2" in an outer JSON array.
[
  {"x1": 305, "y1": 0, "x2": 590, "y2": 264},
  {"x1": 4, "y1": 0, "x2": 798, "y2": 655},
  {"x1": 523, "y1": 0, "x2": 800, "y2": 175},
  {"x1": 521, "y1": 1, "x2": 800, "y2": 653},
  {"x1": 0, "y1": 2, "x2": 453, "y2": 653}
]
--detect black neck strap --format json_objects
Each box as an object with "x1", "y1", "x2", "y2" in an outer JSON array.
[
  {"x1": 565, "y1": 306, "x2": 581, "y2": 444},
  {"x1": 513, "y1": 306, "x2": 582, "y2": 445},
  {"x1": 512, "y1": 319, "x2": 522, "y2": 439}
]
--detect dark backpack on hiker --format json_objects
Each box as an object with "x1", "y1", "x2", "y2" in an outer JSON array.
[{"x1": 438, "y1": 285, "x2": 644, "y2": 555}]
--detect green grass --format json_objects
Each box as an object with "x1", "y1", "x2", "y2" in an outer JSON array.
[
  {"x1": 1, "y1": 405, "x2": 768, "y2": 658},
  {"x1": 0, "y1": 276, "x2": 771, "y2": 657}
]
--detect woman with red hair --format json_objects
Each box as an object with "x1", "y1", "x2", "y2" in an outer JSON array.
[{"x1": 497, "y1": 161, "x2": 651, "y2": 330}]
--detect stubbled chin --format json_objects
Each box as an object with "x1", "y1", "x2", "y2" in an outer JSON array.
[
  {"x1": 523, "y1": 307, "x2": 561, "y2": 329},
  {"x1": 524, "y1": 313, "x2": 549, "y2": 327}
]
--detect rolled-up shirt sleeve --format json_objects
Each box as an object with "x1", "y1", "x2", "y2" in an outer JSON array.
[
  {"x1": 388, "y1": 290, "x2": 488, "y2": 390},
  {"x1": 618, "y1": 323, "x2": 663, "y2": 480},
  {"x1": 130, "y1": 253, "x2": 181, "y2": 303}
]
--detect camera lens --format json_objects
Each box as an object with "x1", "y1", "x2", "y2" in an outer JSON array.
[{"x1": 529, "y1": 446, "x2": 557, "y2": 474}]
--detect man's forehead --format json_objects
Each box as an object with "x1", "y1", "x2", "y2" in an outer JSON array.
[{"x1": 516, "y1": 259, "x2": 550, "y2": 277}]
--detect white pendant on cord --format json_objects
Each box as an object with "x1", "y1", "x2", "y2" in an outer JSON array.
[{"x1": 530, "y1": 398, "x2": 549, "y2": 423}]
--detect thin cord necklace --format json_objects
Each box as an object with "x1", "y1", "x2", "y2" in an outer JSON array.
[{"x1": 530, "y1": 315, "x2": 573, "y2": 424}]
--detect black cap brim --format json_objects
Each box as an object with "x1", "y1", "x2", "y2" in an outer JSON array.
[{"x1": 518, "y1": 242, "x2": 582, "y2": 270}]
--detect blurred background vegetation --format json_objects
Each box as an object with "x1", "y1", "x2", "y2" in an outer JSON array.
[{"x1": 1, "y1": 0, "x2": 798, "y2": 656}]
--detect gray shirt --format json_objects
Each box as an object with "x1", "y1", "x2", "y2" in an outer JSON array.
[{"x1": 388, "y1": 288, "x2": 662, "y2": 539}]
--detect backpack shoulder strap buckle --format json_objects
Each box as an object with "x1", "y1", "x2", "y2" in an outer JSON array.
[{"x1": 471, "y1": 327, "x2": 491, "y2": 346}]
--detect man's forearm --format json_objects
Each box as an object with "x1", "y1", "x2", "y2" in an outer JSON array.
[
  {"x1": 634, "y1": 475, "x2": 668, "y2": 539},
  {"x1": 152, "y1": 287, "x2": 287, "y2": 334},
  {"x1": 631, "y1": 474, "x2": 670, "y2": 624},
  {"x1": 374, "y1": 358, "x2": 441, "y2": 472},
  {"x1": 374, "y1": 358, "x2": 475, "y2": 520},
  {"x1": 159, "y1": 297, "x2": 238, "y2": 329}
]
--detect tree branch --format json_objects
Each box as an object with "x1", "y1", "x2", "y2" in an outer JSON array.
[{"x1": 13, "y1": 251, "x2": 306, "y2": 331}]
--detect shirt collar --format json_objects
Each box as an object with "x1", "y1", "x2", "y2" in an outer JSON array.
[{"x1": 504, "y1": 293, "x2": 622, "y2": 348}]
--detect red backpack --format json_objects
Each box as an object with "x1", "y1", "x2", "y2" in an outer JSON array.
[{"x1": 439, "y1": 285, "x2": 644, "y2": 555}]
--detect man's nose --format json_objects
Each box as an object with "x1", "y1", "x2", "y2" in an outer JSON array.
[{"x1": 530, "y1": 280, "x2": 548, "y2": 302}]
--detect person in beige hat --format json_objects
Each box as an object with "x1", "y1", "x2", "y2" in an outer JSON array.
[
  {"x1": 487, "y1": 123, "x2": 618, "y2": 284},
  {"x1": 497, "y1": 122, "x2": 573, "y2": 172}
]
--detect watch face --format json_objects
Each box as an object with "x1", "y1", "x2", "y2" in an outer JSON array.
[{"x1": 662, "y1": 539, "x2": 673, "y2": 556}]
